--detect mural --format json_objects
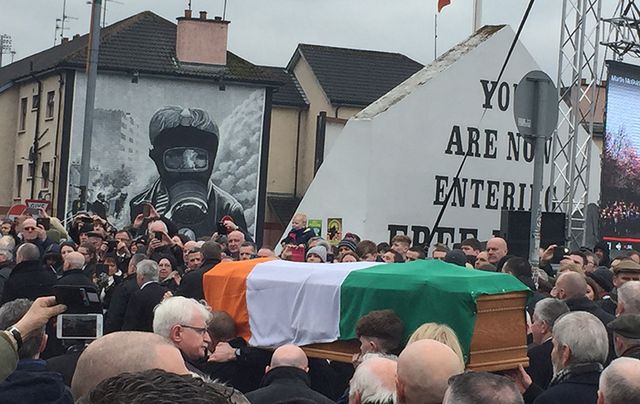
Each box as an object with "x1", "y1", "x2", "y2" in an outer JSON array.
[{"x1": 67, "y1": 74, "x2": 266, "y2": 239}]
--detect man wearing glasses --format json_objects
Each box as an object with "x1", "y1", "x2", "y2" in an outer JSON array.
[
  {"x1": 18, "y1": 218, "x2": 54, "y2": 255},
  {"x1": 153, "y1": 296, "x2": 212, "y2": 374}
]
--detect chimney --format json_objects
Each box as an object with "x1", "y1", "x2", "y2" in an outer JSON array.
[
  {"x1": 176, "y1": 10, "x2": 229, "y2": 66},
  {"x1": 73, "y1": 34, "x2": 80, "y2": 40},
  {"x1": 62, "y1": 37, "x2": 69, "y2": 44}
]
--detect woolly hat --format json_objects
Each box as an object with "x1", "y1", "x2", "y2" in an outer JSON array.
[
  {"x1": 306, "y1": 246, "x2": 327, "y2": 263},
  {"x1": 586, "y1": 267, "x2": 614, "y2": 292},
  {"x1": 338, "y1": 239, "x2": 357, "y2": 253}
]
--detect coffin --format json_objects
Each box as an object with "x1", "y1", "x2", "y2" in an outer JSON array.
[
  {"x1": 302, "y1": 291, "x2": 529, "y2": 372},
  {"x1": 203, "y1": 258, "x2": 530, "y2": 372}
]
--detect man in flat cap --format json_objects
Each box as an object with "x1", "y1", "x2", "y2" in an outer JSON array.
[
  {"x1": 601, "y1": 260, "x2": 640, "y2": 315},
  {"x1": 130, "y1": 106, "x2": 247, "y2": 238},
  {"x1": 608, "y1": 314, "x2": 640, "y2": 360}
]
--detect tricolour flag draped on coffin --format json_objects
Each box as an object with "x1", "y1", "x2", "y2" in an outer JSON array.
[{"x1": 203, "y1": 258, "x2": 529, "y2": 358}]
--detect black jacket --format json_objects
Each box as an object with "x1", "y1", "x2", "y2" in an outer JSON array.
[
  {"x1": 621, "y1": 345, "x2": 640, "y2": 360},
  {"x1": 56, "y1": 269, "x2": 95, "y2": 288},
  {"x1": 104, "y1": 275, "x2": 139, "y2": 333},
  {"x1": 0, "y1": 359, "x2": 73, "y2": 404},
  {"x1": 0, "y1": 260, "x2": 57, "y2": 305},
  {"x1": 527, "y1": 339, "x2": 553, "y2": 389},
  {"x1": 0, "y1": 260, "x2": 15, "y2": 303},
  {"x1": 46, "y1": 345, "x2": 86, "y2": 387},
  {"x1": 245, "y1": 366, "x2": 334, "y2": 404},
  {"x1": 122, "y1": 281, "x2": 168, "y2": 332},
  {"x1": 532, "y1": 365, "x2": 600, "y2": 404},
  {"x1": 177, "y1": 258, "x2": 220, "y2": 301},
  {"x1": 565, "y1": 296, "x2": 615, "y2": 327}
]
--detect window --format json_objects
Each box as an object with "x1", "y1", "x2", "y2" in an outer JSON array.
[
  {"x1": 32, "y1": 94, "x2": 39, "y2": 110},
  {"x1": 16, "y1": 165, "x2": 23, "y2": 197},
  {"x1": 19, "y1": 97, "x2": 27, "y2": 131},
  {"x1": 41, "y1": 161, "x2": 50, "y2": 188},
  {"x1": 45, "y1": 91, "x2": 55, "y2": 119}
]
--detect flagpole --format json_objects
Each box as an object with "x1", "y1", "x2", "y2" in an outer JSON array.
[
  {"x1": 472, "y1": 0, "x2": 482, "y2": 32},
  {"x1": 434, "y1": 13, "x2": 438, "y2": 61}
]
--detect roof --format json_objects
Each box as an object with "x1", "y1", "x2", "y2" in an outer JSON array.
[
  {"x1": 0, "y1": 11, "x2": 280, "y2": 88},
  {"x1": 287, "y1": 44, "x2": 424, "y2": 107},
  {"x1": 259, "y1": 66, "x2": 308, "y2": 108}
]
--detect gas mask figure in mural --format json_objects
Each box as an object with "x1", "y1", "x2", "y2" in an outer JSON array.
[{"x1": 129, "y1": 106, "x2": 248, "y2": 238}]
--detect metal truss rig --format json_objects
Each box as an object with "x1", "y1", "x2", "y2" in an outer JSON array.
[
  {"x1": 549, "y1": 0, "x2": 602, "y2": 249},
  {"x1": 602, "y1": 0, "x2": 640, "y2": 59}
]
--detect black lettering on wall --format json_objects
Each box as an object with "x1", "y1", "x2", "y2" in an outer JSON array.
[
  {"x1": 498, "y1": 82, "x2": 510, "y2": 111},
  {"x1": 502, "y1": 182, "x2": 516, "y2": 211},
  {"x1": 484, "y1": 129, "x2": 498, "y2": 159},
  {"x1": 458, "y1": 228, "x2": 478, "y2": 241},
  {"x1": 451, "y1": 177, "x2": 468, "y2": 207},
  {"x1": 445, "y1": 126, "x2": 465, "y2": 156},
  {"x1": 486, "y1": 180, "x2": 500, "y2": 209},
  {"x1": 411, "y1": 226, "x2": 431, "y2": 247},
  {"x1": 466, "y1": 127, "x2": 481, "y2": 157},
  {"x1": 481, "y1": 80, "x2": 498, "y2": 109},
  {"x1": 387, "y1": 225, "x2": 408, "y2": 243},
  {"x1": 434, "y1": 176, "x2": 449, "y2": 205},
  {"x1": 470, "y1": 179, "x2": 485, "y2": 208}
]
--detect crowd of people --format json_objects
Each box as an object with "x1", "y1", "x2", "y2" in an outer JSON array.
[
  {"x1": 600, "y1": 200, "x2": 640, "y2": 236},
  {"x1": 0, "y1": 208, "x2": 639, "y2": 403}
]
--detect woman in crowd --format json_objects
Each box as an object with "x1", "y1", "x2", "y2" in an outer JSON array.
[{"x1": 157, "y1": 254, "x2": 181, "y2": 293}]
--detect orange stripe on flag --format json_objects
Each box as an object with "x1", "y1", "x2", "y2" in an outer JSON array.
[
  {"x1": 203, "y1": 258, "x2": 269, "y2": 342},
  {"x1": 438, "y1": 0, "x2": 451, "y2": 12}
]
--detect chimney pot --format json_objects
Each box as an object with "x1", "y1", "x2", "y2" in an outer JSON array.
[
  {"x1": 214, "y1": 16, "x2": 222, "y2": 21},
  {"x1": 62, "y1": 37, "x2": 69, "y2": 44},
  {"x1": 73, "y1": 34, "x2": 80, "y2": 39},
  {"x1": 199, "y1": 11, "x2": 207, "y2": 20},
  {"x1": 184, "y1": 9, "x2": 192, "y2": 18}
]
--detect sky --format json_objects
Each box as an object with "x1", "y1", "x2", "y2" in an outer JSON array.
[{"x1": 0, "y1": 0, "x2": 626, "y2": 79}]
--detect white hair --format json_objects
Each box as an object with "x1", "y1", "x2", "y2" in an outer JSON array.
[
  {"x1": 553, "y1": 311, "x2": 608, "y2": 365},
  {"x1": 153, "y1": 296, "x2": 212, "y2": 338},
  {"x1": 533, "y1": 298, "x2": 570, "y2": 328},
  {"x1": 0, "y1": 248, "x2": 12, "y2": 261},
  {"x1": 599, "y1": 357, "x2": 640, "y2": 404},
  {"x1": 349, "y1": 354, "x2": 397, "y2": 404},
  {"x1": 618, "y1": 281, "x2": 640, "y2": 314},
  {"x1": 136, "y1": 259, "x2": 159, "y2": 283},
  {"x1": 0, "y1": 235, "x2": 16, "y2": 251}
]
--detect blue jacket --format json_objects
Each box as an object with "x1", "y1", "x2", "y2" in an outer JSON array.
[{"x1": 0, "y1": 359, "x2": 73, "y2": 404}]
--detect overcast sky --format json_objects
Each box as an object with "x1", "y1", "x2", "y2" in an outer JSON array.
[{"x1": 0, "y1": 0, "x2": 624, "y2": 77}]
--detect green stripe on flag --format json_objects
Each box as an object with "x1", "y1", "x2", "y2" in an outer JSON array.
[{"x1": 339, "y1": 260, "x2": 530, "y2": 361}]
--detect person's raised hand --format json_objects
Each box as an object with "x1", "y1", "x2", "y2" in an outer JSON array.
[
  {"x1": 503, "y1": 364, "x2": 532, "y2": 394},
  {"x1": 14, "y1": 296, "x2": 66, "y2": 338},
  {"x1": 540, "y1": 244, "x2": 557, "y2": 263},
  {"x1": 133, "y1": 214, "x2": 145, "y2": 229},
  {"x1": 207, "y1": 342, "x2": 236, "y2": 362}
]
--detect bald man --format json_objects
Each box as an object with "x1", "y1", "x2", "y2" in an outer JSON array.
[
  {"x1": 396, "y1": 339, "x2": 464, "y2": 404},
  {"x1": 349, "y1": 356, "x2": 397, "y2": 404},
  {"x1": 598, "y1": 357, "x2": 640, "y2": 404},
  {"x1": 486, "y1": 237, "x2": 508, "y2": 266},
  {"x1": 71, "y1": 331, "x2": 189, "y2": 399},
  {"x1": 245, "y1": 344, "x2": 333, "y2": 404},
  {"x1": 553, "y1": 271, "x2": 615, "y2": 332},
  {"x1": 57, "y1": 251, "x2": 95, "y2": 287},
  {"x1": 226, "y1": 230, "x2": 245, "y2": 260}
]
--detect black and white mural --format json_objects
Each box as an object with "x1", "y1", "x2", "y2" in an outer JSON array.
[{"x1": 67, "y1": 74, "x2": 266, "y2": 239}]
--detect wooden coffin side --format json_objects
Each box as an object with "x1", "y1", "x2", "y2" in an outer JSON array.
[{"x1": 466, "y1": 291, "x2": 529, "y2": 372}]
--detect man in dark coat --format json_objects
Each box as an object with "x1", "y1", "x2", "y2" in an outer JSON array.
[
  {"x1": 530, "y1": 312, "x2": 608, "y2": 404},
  {"x1": 245, "y1": 344, "x2": 334, "y2": 404},
  {"x1": 122, "y1": 259, "x2": 168, "y2": 332},
  {"x1": 527, "y1": 298, "x2": 570, "y2": 389},
  {"x1": 103, "y1": 254, "x2": 145, "y2": 333},
  {"x1": 608, "y1": 314, "x2": 640, "y2": 359},
  {"x1": 56, "y1": 252, "x2": 95, "y2": 288},
  {"x1": 0, "y1": 243, "x2": 56, "y2": 305},
  {"x1": 0, "y1": 299, "x2": 73, "y2": 403},
  {"x1": 177, "y1": 241, "x2": 221, "y2": 301}
]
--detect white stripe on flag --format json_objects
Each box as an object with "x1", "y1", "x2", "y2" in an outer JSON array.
[{"x1": 246, "y1": 260, "x2": 380, "y2": 347}]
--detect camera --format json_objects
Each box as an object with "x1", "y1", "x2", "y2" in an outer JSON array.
[
  {"x1": 56, "y1": 314, "x2": 103, "y2": 340},
  {"x1": 217, "y1": 221, "x2": 227, "y2": 236}
]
